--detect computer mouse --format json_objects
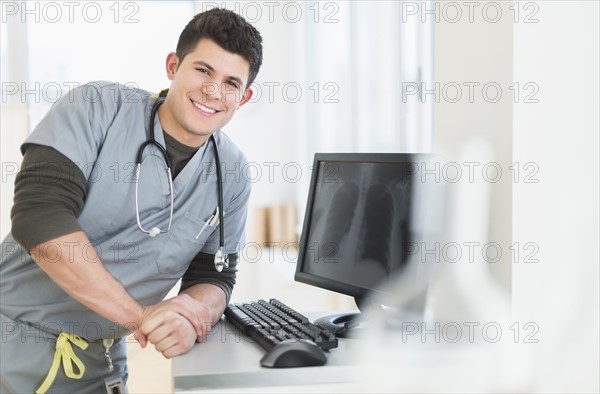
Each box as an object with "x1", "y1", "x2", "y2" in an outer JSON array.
[{"x1": 260, "y1": 339, "x2": 328, "y2": 368}]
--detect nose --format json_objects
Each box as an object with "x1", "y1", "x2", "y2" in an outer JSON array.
[{"x1": 201, "y1": 81, "x2": 221, "y2": 101}]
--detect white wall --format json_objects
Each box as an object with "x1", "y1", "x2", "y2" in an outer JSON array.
[
  {"x1": 512, "y1": 1, "x2": 599, "y2": 391},
  {"x1": 222, "y1": 5, "x2": 306, "y2": 208},
  {"x1": 433, "y1": 1, "x2": 513, "y2": 292},
  {"x1": 1, "y1": 16, "x2": 29, "y2": 238},
  {"x1": 431, "y1": 0, "x2": 599, "y2": 391},
  {"x1": 0, "y1": 104, "x2": 28, "y2": 238}
]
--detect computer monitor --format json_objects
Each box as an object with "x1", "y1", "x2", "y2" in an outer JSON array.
[{"x1": 295, "y1": 153, "x2": 442, "y2": 335}]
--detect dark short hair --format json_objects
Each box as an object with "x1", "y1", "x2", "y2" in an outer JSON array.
[{"x1": 176, "y1": 8, "x2": 263, "y2": 87}]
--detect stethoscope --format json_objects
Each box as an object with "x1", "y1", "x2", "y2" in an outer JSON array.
[{"x1": 134, "y1": 90, "x2": 229, "y2": 272}]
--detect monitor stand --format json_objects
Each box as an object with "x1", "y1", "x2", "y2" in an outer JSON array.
[
  {"x1": 313, "y1": 296, "x2": 377, "y2": 338},
  {"x1": 313, "y1": 311, "x2": 363, "y2": 338}
]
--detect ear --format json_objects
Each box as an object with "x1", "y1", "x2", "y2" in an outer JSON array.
[
  {"x1": 165, "y1": 52, "x2": 180, "y2": 81},
  {"x1": 237, "y1": 88, "x2": 254, "y2": 108}
]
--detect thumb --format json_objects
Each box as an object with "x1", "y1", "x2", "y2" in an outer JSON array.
[{"x1": 134, "y1": 330, "x2": 148, "y2": 348}]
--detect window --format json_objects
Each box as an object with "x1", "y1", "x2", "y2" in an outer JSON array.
[
  {"x1": 2, "y1": 1, "x2": 195, "y2": 129},
  {"x1": 304, "y1": 0, "x2": 433, "y2": 158},
  {"x1": 297, "y1": 1, "x2": 434, "y2": 221}
]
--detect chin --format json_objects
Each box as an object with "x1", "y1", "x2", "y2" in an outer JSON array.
[
  {"x1": 184, "y1": 124, "x2": 215, "y2": 138},
  {"x1": 192, "y1": 131, "x2": 216, "y2": 141},
  {"x1": 189, "y1": 120, "x2": 219, "y2": 134}
]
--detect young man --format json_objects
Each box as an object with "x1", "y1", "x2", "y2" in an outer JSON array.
[{"x1": 0, "y1": 8, "x2": 262, "y2": 393}]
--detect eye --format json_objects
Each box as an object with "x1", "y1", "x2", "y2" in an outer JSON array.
[
  {"x1": 196, "y1": 68, "x2": 209, "y2": 75},
  {"x1": 226, "y1": 80, "x2": 240, "y2": 90}
]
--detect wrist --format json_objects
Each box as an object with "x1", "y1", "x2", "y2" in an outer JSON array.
[
  {"x1": 106, "y1": 297, "x2": 145, "y2": 334},
  {"x1": 179, "y1": 284, "x2": 227, "y2": 324},
  {"x1": 177, "y1": 294, "x2": 212, "y2": 335}
]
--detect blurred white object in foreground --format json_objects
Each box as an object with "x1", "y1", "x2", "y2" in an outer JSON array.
[{"x1": 350, "y1": 140, "x2": 534, "y2": 392}]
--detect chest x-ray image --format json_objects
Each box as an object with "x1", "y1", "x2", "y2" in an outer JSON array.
[{"x1": 304, "y1": 161, "x2": 414, "y2": 291}]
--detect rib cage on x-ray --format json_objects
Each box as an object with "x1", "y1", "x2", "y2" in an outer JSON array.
[
  {"x1": 359, "y1": 183, "x2": 395, "y2": 273},
  {"x1": 312, "y1": 162, "x2": 413, "y2": 289},
  {"x1": 320, "y1": 182, "x2": 360, "y2": 259}
]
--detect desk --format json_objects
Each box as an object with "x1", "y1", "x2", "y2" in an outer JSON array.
[{"x1": 172, "y1": 312, "x2": 362, "y2": 393}]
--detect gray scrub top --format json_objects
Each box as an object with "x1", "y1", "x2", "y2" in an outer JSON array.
[{"x1": 0, "y1": 81, "x2": 251, "y2": 339}]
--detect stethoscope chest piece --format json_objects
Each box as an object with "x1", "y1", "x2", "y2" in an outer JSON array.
[{"x1": 214, "y1": 248, "x2": 229, "y2": 272}]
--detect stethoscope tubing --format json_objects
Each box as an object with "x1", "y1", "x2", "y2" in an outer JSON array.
[{"x1": 134, "y1": 94, "x2": 227, "y2": 271}]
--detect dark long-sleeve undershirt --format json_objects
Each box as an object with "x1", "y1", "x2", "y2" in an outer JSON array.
[{"x1": 10, "y1": 133, "x2": 237, "y2": 303}]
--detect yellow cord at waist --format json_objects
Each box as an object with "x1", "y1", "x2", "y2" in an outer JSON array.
[{"x1": 36, "y1": 332, "x2": 89, "y2": 394}]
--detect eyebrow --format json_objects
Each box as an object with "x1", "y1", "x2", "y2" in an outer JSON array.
[{"x1": 192, "y1": 61, "x2": 245, "y2": 87}]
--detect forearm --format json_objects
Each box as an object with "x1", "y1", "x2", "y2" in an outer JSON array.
[{"x1": 30, "y1": 231, "x2": 144, "y2": 330}]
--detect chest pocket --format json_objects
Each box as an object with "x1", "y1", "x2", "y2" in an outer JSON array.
[{"x1": 155, "y1": 210, "x2": 217, "y2": 276}]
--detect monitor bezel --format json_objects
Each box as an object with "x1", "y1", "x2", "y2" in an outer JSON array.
[{"x1": 294, "y1": 152, "x2": 424, "y2": 301}]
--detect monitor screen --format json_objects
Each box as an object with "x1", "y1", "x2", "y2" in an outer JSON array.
[{"x1": 295, "y1": 153, "x2": 438, "y2": 306}]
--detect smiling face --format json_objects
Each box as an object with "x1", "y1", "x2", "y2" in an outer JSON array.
[{"x1": 158, "y1": 38, "x2": 254, "y2": 147}]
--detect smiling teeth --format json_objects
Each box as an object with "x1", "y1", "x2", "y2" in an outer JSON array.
[{"x1": 193, "y1": 101, "x2": 216, "y2": 114}]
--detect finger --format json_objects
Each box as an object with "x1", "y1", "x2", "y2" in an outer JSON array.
[
  {"x1": 147, "y1": 319, "x2": 179, "y2": 345},
  {"x1": 141, "y1": 296, "x2": 208, "y2": 339},
  {"x1": 157, "y1": 332, "x2": 194, "y2": 359},
  {"x1": 155, "y1": 332, "x2": 180, "y2": 354},
  {"x1": 142, "y1": 300, "x2": 197, "y2": 334},
  {"x1": 140, "y1": 310, "x2": 171, "y2": 336},
  {"x1": 162, "y1": 345, "x2": 185, "y2": 359},
  {"x1": 152, "y1": 316, "x2": 196, "y2": 357},
  {"x1": 134, "y1": 330, "x2": 147, "y2": 348}
]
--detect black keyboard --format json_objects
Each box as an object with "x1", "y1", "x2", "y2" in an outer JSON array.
[{"x1": 224, "y1": 299, "x2": 338, "y2": 367}]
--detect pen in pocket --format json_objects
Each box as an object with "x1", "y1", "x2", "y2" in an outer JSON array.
[
  {"x1": 195, "y1": 207, "x2": 219, "y2": 240},
  {"x1": 194, "y1": 220, "x2": 211, "y2": 240}
]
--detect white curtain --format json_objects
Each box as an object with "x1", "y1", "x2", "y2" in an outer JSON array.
[{"x1": 304, "y1": 0, "x2": 434, "y2": 159}]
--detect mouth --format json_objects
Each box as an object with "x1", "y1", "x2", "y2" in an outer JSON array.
[{"x1": 191, "y1": 100, "x2": 218, "y2": 115}]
